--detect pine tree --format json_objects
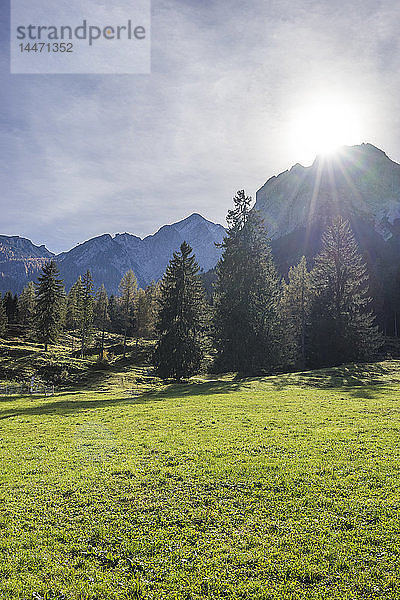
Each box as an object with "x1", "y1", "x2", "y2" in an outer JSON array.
[
  {"x1": 79, "y1": 271, "x2": 95, "y2": 358},
  {"x1": 213, "y1": 190, "x2": 281, "y2": 375},
  {"x1": 18, "y1": 282, "x2": 36, "y2": 331},
  {"x1": 0, "y1": 293, "x2": 8, "y2": 336},
  {"x1": 94, "y1": 284, "x2": 110, "y2": 357},
  {"x1": 3, "y1": 291, "x2": 18, "y2": 324},
  {"x1": 154, "y1": 241, "x2": 208, "y2": 380},
  {"x1": 66, "y1": 277, "x2": 83, "y2": 331},
  {"x1": 309, "y1": 217, "x2": 381, "y2": 367},
  {"x1": 280, "y1": 256, "x2": 314, "y2": 368},
  {"x1": 35, "y1": 261, "x2": 64, "y2": 352},
  {"x1": 135, "y1": 281, "x2": 160, "y2": 339},
  {"x1": 59, "y1": 287, "x2": 67, "y2": 331},
  {"x1": 108, "y1": 294, "x2": 122, "y2": 333},
  {"x1": 119, "y1": 270, "x2": 138, "y2": 358}
]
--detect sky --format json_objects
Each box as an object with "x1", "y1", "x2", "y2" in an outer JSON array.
[{"x1": 1, "y1": 0, "x2": 400, "y2": 253}]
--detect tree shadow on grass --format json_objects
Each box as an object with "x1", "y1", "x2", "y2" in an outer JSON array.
[
  {"x1": 348, "y1": 387, "x2": 377, "y2": 399},
  {"x1": 146, "y1": 379, "x2": 242, "y2": 400},
  {"x1": 0, "y1": 380, "x2": 243, "y2": 420},
  {"x1": 0, "y1": 394, "x2": 145, "y2": 420},
  {"x1": 270, "y1": 362, "x2": 399, "y2": 399}
]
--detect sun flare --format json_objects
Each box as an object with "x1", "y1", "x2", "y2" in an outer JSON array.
[{"x1": 289, "y1": 94, "x2": 364, "y2": 165}]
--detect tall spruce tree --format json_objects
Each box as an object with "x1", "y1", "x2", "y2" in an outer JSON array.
[
  {"x1": 35, "y1": 261, "x2": 64, "y2": 351},
  {"x1": 213, "y1": 190, "x2": 281, "y2": 375},
  {"x1": 18, "y1": 281, "x2": 36, "y2": 331},
  {"x1": 66, "y1": 277, "x2": 83, "y2": 331},
  {"x1": 135, "y1": 281, "x2": 160, "y2": 340},
  {"x1": 0, "y1": 293, "x2": 7, "y2": 336},
  {"x1": 119, "y1": 270, "x2": 138, "y2": 358},
  {"x1": 3, "y1": 291, "x2": 18, "y2": 324},
  {"x1": 309, "y1": 217, "x2": 381, "y2": 367},
  {"x1": 79, "y1": 271, "x2": 95, "y2": 358},
  {"x1": 108, "y1": 294, "x2": 122, "y2": 333},
  {"x1": 154, "y1": 241, "x2": 208, "y2": 380},
  {"x1": 280, "y1": 256, "x2": 314, "y2": 368},
  {"x1": 94, "y1": 284, "x2": 110, "y2": 357}
]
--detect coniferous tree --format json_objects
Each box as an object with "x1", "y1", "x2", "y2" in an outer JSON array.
[
  {"x1": 135, "y1": 281, "x2": 160, "y2": 339},
  {"x1": 280, "y1": 256, "x2": 314, "y2": 368},
  {"x1": 107, "y1": 294, "x2": 120, "y2": 333},
  {"x1": 3, "y1": 291, "x2": 18, "y2": 324},
  {"x1": 309, "y1": 217, "x2": 381, "y2": 366},
  {"x1": 146, "y1": 280, "x2": 161, "y2": 337},
  {"x1": 18, "y1": 282, "x2": 36, "y2": 331},
  {"x1": 94, "y1": 284, "x2": 110, "y2": 357},
  {"x1": 135, "y1": 288, "x2": 146, "y2": 338},
  {"x1": 213, "y1": 190, "x2": 281, "y2": 375},
  {"x1": 0, "y1": 293, "x2": 8, "y2": 336},
  {"x1": 78, "y1": 271, "x2": 95, "y2": 358},
  {"x1": 66, "y1": 277, "x2": 83, "y2": 331},
  {"x1": 35, "y1": 261, "x2": 64, "y2": 351},
  {"x1": 154, "y1": 241, "x2": 208, "y2": 380},
  {"x1": 119, "y1": 270, "x2": 138, "y2": 358},
  {"x1": 59, "y1": 287, "x2": 67, "y2": 331}
]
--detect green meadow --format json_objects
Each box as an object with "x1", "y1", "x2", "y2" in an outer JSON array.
[{"x1": 1, "y1": 355, "x2": 400, "y2": 599}]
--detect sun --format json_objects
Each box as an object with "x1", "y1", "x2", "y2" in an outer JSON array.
[{"x1": 288, "y1": 94, "x2": 364, "y2": 165}]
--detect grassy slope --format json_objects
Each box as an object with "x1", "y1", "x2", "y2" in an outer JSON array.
[
  {"x1": 0, "y1": 334, "x2": 158, "y2": 393},
  {"x1": 0, "y1": 361, "x2": 400, "y2": 599}
]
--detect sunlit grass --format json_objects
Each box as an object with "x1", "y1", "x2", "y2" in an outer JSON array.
[{"x1": 0, "y1": 361, "x2": 399, "y2": 598}]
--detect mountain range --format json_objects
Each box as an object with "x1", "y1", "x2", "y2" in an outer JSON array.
[
  {"x1": 0, "y1": 214, "x2": 225, "y2": 295},
  {"x1": 2, "y1": 142, "x2": 400, "y2": 334}
]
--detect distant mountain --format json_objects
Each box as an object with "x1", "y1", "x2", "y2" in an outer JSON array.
[
  {"x1": 0, "y1": 236, "x2": 54, "y2": 295},
  {"x1": 0, "y1": 214, "x2": 225, "y2": 295},
  {"x1": 3, "y1": 142, "x2": 400, "y2": 336},
  {"x1": 255, "y1": 143, "x2": 400, "y2": 335},
  {"x1": 0, "y1": 236, "x2": 53, "y2": 261}
]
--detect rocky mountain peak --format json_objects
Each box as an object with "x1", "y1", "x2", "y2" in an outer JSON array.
[
  {"x1": 0, "y1": 214, "x2": 226, "y2": 294},
  {"x1": 255, "y1": 142, "x2": 400, "y2": 241},
  {"x1": 0, "y1": 235, "x2": 53, "y2": 261}
]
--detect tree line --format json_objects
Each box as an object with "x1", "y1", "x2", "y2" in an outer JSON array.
[
  {"x1": 0, "y1": 268, "x2": 160, "y2": 358},
  {"x1": 0, "y1": 191, "x2": 382, "y2": 379}
]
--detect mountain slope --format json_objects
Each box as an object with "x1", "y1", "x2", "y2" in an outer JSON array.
[
  {"x1": 57, "y1": 213, "x2": 225, "y2": 293},
  {"x1": 0, "y1": 214, "x2": 225, "y2": 295},
  {"x1": 255, "y1": 143, "x2": 400, "y2": 240},
  {"x1": 0, "y1": 236, "x2": 54, "y2": 295},
  {"x1": 255, "y1": 143, "x2": 400, "y2": 335}
]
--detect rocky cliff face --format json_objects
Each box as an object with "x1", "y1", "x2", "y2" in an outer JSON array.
[
  {"x1": 0, "y1": 236, "x2": 54, "y2": 295},
  {"x1": 56, "y1": 213, "x2": 225, "y2": 293},
  {"x1": 0, "y1": 214, "x2": 225, "y2": 295},
  {"x1": 255, "y1": 144, "x2": 400, "y2": 241},
  {"x1": 0, "y1": 236, "x2": 53, "y2": 261}
]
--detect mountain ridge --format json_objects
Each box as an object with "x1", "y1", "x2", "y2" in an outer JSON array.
[
  {"x1": 0, "y1": 213, "x2": 226, "y2": 295},
  {"x1": 255, "y1": 143, "x2": 400, "y2": 241},
  {"x1": 2, "y1": 142, "x2": 400, "y2": 336}
]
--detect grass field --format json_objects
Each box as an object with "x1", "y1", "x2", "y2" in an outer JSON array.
[{"x1": 1, "y1": 359, "x2": 400, "y2": 599}]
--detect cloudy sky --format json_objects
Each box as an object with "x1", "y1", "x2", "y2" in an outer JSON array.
[{"x1": 1, "y1": 0, "x2": 400, "y2": 252}]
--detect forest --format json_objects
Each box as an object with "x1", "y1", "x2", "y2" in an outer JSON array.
[{"x1": 0, "y1": 191, "x2": 383, "y2": 381}]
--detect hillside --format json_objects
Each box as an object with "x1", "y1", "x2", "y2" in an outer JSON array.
[{"x1": 0, "y1": 358, "x2": 400, "y2": 598}]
